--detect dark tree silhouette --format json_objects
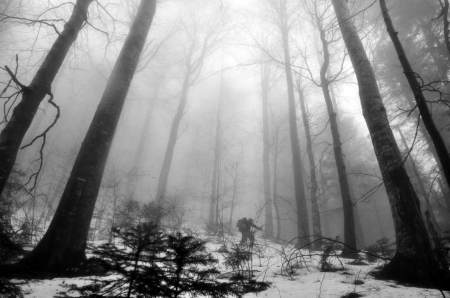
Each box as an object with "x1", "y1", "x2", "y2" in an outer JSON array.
[
  {"x1": 332, "y1": 0, "x2": 450, "y2": 287},
  {"x1": 0, "y1": 0, "x2": 93, "y2": 197},
  {"x1": 18, "y1": 0, "x2": 157, "y2": 272}
]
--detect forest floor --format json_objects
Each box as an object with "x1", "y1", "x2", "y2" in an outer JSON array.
[{"x1": 15, "y1": 234, "x2": 449, "y2": 298}]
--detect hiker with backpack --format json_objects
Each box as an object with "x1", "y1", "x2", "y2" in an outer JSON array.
[{"x1": 237, "y1": 217, "x2": 262, "y2": 246}]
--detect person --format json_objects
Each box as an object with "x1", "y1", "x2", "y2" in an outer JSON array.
[{"x1": 237, "y1": 217, "x2": 262, "y2": 246}]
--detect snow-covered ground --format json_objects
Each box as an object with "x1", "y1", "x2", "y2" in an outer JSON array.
[{"x1": 16, "y1": 235, "x2": 449, "y2": 298}]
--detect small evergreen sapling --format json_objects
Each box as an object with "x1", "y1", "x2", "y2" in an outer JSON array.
[
  {"x1": 74, "y1": 224, "x2": 235, "y2": 298},
  {"x1": 158, "y1": 232, "x2": 233, "y2": 298}
]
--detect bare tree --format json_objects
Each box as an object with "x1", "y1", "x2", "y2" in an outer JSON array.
[
  {"x1": 155, "y1": 4, "x2": 225, "y2": 203},
  {"x1": 18, "y1": 0, "x2": 157, "y2": 272},
  {"x1": 380, "y1": 0, "x2": 450, "y2": 198},
  {"x1": 0, "y1": 0, "x2": 94, "y2": 197},
  {"x1": 295, "y1": 79, "x2": 322, "y2": 250},
  {"x1": 302, "y1": 0, "x2": 357, "y2": 256},
  {"x1": 332, "y1": 0, "x2": 450, "y2": 287},
  {"x1": 265, "y1": 0, "x2": 310, "y2": 247}
]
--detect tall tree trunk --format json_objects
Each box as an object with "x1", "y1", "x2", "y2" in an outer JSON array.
[
  {"x1": 208, "y1": 71, "x2": 223, "y2": 226},
  {"x1": 0, "y1": 0, "x2": 93, "y2": 197},
  {"x1": 261, "y1": 63, "x2": 274, "y2": 238},
  {"x1": 380, "y1": 0, "x2": 450, "y2": 194},
  {"x1": 332, "y1": 0, "x2": 449, "y2": 287},
  {"x1": 155, "y1": 71, "x2": 191, "y2": 202},
  {"x1": 19, "y1": 0, "x2": 156, "y2": 272},
  {"x1": 329, "y1": 79, "x2": 366, "y2": 249},
  {"x1": 317, "y1": 23, "x2": 357, "y2": 256},
  {"x1": 278, "y1": 3, "x2": 310, "y2": 247},
  {"x1": 272, "y1": 125, "x2": 282, "y2": 240},
  {"x1": 297, "y1": 82, "x2": 322, "y2": 250}
]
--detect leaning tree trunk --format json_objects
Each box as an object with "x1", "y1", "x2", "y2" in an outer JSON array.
[
  {"x1": 0, "y1": 0, "x2": 93, "y2": 197},
  {"x1": 380, "y1": 0, "x2": 450, "y2": 196},
  {"x1": 261, "y1": 63, "x2": 274, "y2": 238},
  {"x1": 19, "y1": 0, "x2": 156, "y2": 272},
  {"x1": 332, "y1": 0, "x2": 449, "y2": 287},
  {"x1": 297, "y1": 83, "x2": 322, "y2": 250}
]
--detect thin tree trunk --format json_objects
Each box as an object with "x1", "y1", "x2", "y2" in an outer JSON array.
[
  {"x1": 126, "y1": 76, "x2": 163, "y2": 195},
  {"x1": 261, "y1": 63, "x2": 274, "y2": 238},
  {"x1": 297, "y1": 83, "x2": 321, "y2": 250},
  {"x1": 0, "y1": 0, "x2": 93, "y2": 197},
  {"x1": 278, "y1": 4, "x2": 310, "y2": 247},
  {"x1": 317, "y1": 23, "x2": 357, "y2": 256},
  {"x1": 19, "y1": 0, "x2": 156, "y2": 272},
  {"x1": 332, "y1": 0, "x2": 449, "y2": 286},
  {"x1": 380, "y1": 0, "x2": 450, "y2": 194},
  {"x1": 208, "y1": 71, "x2": 223, "y2": 226},
  {"x1": 272, "y1": 125, "x2": 282, "y2": 240},
  {"x1": 155, "y1": 71, "x2": 191, "y2": 202}
]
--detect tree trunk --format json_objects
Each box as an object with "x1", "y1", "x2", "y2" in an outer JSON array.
[
  {"x1": 380, "y1": 0, "x2": 450, "y2": 195},
  {"x1": 261, "y1": 63, "x2": 274, "y2": 238},
  {"x1": 155, "y1": 71, "x2": 191, "y2": 202},
  {"x1": 272, "y1": 125, "x2": 282, "y2": 240},
  {"x1": 126, "y1": 75, "x2": 163, "y2": 195},
  {"x1": 208, "y1": 71, "x2": 223, "y2": 226},
  {"x1": 0, "y1": 0, "x2": 93, "y2": 197},
  {"x1": 297, "y1": 83, "x2": 322, "y2": 250},
  {"x1": 332, "y1": 0, "x2": 449, "y2": 287},
  {"x1": 19, "y1": 0, "x2": 156, "y2": 272},
  {"x1": 278, "y1": 5, "x2": 310, "y2": 247},
  {"x1": 317, "y1": 24, "x2": 357, "y2": 256}
]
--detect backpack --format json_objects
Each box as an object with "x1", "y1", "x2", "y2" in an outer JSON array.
[{"x1": 236, "y1": 218, "x2": 247, "y2": 232}]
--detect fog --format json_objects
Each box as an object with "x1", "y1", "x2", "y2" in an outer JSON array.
[{"x1": 1, "y1": 0, "x2": 448, "y2": 251}]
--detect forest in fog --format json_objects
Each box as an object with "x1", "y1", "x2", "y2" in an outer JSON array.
[{"x1": 0, "y1": 0, "x2": 450, "y2": 296}]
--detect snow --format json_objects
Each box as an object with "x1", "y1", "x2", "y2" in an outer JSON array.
[{"x1": 16, "y1": 235, "x2": 448, "y2": 298}]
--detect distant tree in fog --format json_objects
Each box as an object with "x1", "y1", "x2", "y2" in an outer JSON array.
[
  {"x1": 155, "y1": 3, "x2": 226, "y2": 203},
  {"x1": 264, "y1": 0, "x2": 310, "y2": 247}
]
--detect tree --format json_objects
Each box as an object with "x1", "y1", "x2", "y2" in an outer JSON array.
[
  {"x1": 266, "y1": 0, "x2": 310, "y2": 247},
  {"x1": 260, "y1": 60, "x2": 274, "y2": 238},
  {"x1": 18, "y1": 0, "x2": 157, "y2": 272},
  {"x1": 331, "y1": 0, "x2": 450, "y2": 287},
  {"x1": 379, "y1": 0, "x2": 450, "y2": 199},
  {"x1": 302, "y1": 0, "x2": 357, "y2": 256},
  {"x1": 0, "y1": 0, "x2": 93, "y2": 197},
  {"x1": 296, "y1": 80, "x2": 322, "y2": 250},
  {"x1": 155, "y1": 4, "x2": 225, "y2": 202}
]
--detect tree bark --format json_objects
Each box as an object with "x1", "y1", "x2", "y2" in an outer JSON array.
[
  {"x1": 0, "y1": 0, "x2": 93, "y2": 197},
  {"x1": 19, "y1": 0, "x2": 156, "y2": 272},
  {"x1": 380, "y1": 0, "x2": 450, "y2": 195},
  {"x1": 297, "y1": 83, "x2": 322, "y2": 250},
  {"x1": 332, "y1": 0, "x2": 449, "y2": 287}
]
